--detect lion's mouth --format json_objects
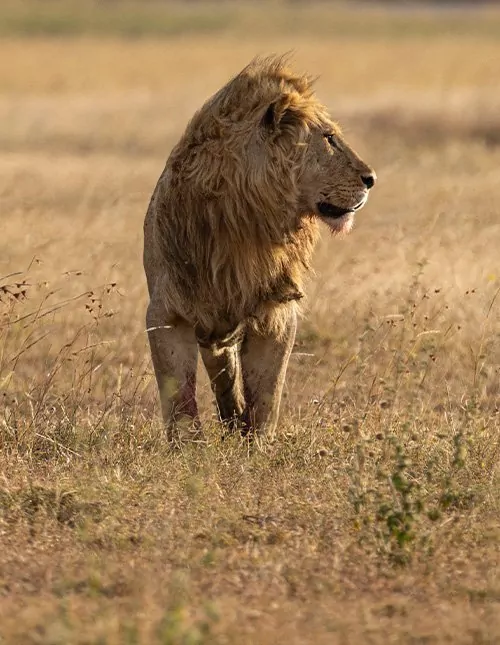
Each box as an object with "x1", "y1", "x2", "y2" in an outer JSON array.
[
  {"x1": 317, "y1": 203, "x2": 352, "y2": 219},
  {"x1": 316, "y1": 199, "x2": 365, "y2": 219}
]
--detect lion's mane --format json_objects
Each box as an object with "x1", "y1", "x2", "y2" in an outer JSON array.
[{"x1": 149, "y1": 55, "x2": 330, "y2": 341}]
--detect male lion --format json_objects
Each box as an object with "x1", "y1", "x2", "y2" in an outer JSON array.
[{"x1": 143, "y1": 55, "x2": 375, "y2": 441}]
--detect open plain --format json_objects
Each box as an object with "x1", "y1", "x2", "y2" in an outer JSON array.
[{"x1": 0, "y1": 2, "x2": 499, "y2": 643}]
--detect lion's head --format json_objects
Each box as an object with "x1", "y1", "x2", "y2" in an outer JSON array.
[{"x1": 173, "y1": 54, "x2": 375, "y2": 241}]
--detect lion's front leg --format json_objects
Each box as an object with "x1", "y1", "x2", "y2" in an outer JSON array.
[
  {"x1": 240, "y1": 306, "x2": 297, "y2": 438},
  {"x1": 199, "y1": 342, "x2": 247, "y2": 433},
  {"x1": 146, "y1": 300, "x2": 200, "y2": 443}
]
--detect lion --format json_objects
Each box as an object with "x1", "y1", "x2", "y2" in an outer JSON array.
[{"x1": 143, "y1": 54, "x2": 376, "y2": 441}]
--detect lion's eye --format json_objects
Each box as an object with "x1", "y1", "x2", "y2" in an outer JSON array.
[{"x1": 324, "y1": 134, "x2": 340, "y2": 150}]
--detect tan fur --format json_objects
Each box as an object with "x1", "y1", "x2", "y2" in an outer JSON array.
[{"x1": 143, "y1": 55, "x2": 375, "y2": 441}]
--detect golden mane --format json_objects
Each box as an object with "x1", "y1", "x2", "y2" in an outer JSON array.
[{"x1": 151, "y1": 55, "x2": 331, "y2": 340}]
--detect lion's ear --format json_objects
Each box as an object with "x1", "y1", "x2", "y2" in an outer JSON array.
[
  {"x1": 261, "y1": 98, "x2": 295, "y2": 133},
  {"x1": 262, "y1": 101, "x2": 282, "y2": 131}
]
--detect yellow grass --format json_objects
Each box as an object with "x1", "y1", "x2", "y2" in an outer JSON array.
[{"x1": 1, "y1": 4, "x2": 499, "y2": 644}]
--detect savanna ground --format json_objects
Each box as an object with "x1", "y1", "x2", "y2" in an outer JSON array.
[{"x1": 1, "y1": 2, "x2": 499, "y2": 643}]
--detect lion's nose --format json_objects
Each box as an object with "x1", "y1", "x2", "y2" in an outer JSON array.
[{"x1": 361, "y1": 172, "x2": 376, "y2": 189}]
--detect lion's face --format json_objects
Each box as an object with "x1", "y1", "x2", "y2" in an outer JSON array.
[{"x1": 298, "y1": 125, "x2": 376, "y2": 236}]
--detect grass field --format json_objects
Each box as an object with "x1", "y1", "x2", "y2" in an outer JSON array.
[{"x1": 1, "y1": 2, "x2": 499, "y2": 643}]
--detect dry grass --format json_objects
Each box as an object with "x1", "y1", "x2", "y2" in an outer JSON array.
[{"x1": 1, "y1": 3, "x2": 500, "y2": 644}]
